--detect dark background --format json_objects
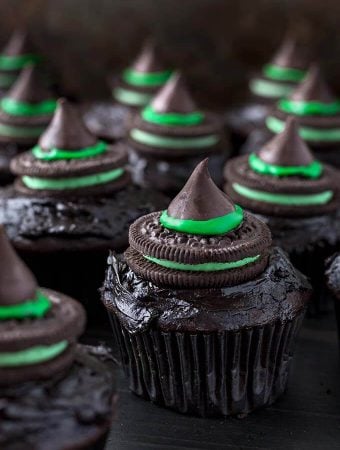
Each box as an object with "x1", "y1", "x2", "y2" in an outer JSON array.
[{"x1": 1, "y1": 0, "x2": 340, "y2": 105}]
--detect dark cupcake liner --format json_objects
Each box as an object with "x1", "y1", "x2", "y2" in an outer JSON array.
[{"x1": 109, "y1": 311, "x2": 305, "y2": 417}]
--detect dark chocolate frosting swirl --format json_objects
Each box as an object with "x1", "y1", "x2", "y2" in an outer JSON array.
[
  {"x1": 224, "y1": 118, "x2": 339, "y2": 217},
  {"x1": 11, "y1": 99, "x2": 130, "y2": 196},
  {"x1": 125, "y1": 159, "x2": 272, "y2": 288},
  {"x1": 0, "y1": 228, "x2": 86, "y2": 385}
]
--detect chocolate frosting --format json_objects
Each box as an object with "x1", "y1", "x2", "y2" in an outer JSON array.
[
  {"x1": 167, "y1": 159, "x2": 235, "y2": 220},
  {"x1": 0, "y1": 226, "x2": 37, "y2": 306},
  {"x1": 271, "y1": 35, "x2": 309, "y2": 70},
  {"x1": 131, "y1": 40, "x2": 165, "y2": 73},
  {"x1": 8, "y1": 65, "x2": 53, "y2": 104},
  {"x1": 1, "y1": 29, "x2": 32, "y2": 56},
  {"x1": 290, "y1": 65, "x2": 336, "y2": 103},
  {"x1": 151, "y1": 72, "x2": 198, "y2": 113},
  {"x1": 39, "y1": 99, "x2": 97, "y2": 150},
  {"x1": 258, "y1": 117, "x2": 314, "y2": 166}
]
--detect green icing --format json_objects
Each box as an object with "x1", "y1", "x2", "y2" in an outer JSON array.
[
  {"x1": 0, "y1": 73, "x2": 17, "y2": 88},
  {"x1": 122, "y1": 68, "x2": 172, "y2": 87},
  {"x1": 1, "y1": 98, "x2": 56, "y2": 117},
  {"x1": 32, "y1": 140, "x2": 107, "y2": 161},
  {"x1": 0, "y1": 123, "x2": 45, "y2": 138},
  {"x1": 0, "y1": 54, "x2": 41, "y2": 71},
  {"x1": 22, "y1": 167, "x2": 124, "y2": 190},
  {"x1": 160, "y1": 204, "x2": 244, "y2": 236},
  {"x1": 113, "y1": 87, "x2": 153, "y2": 106},
  {"x1": 0, "y1": 291, "x2": 51, "y2": 320},
  {"x1": 263, "y1": 64, "x2": 306, "y2": 82},
  {"x1": 232, "y1": 182, "x2": 333, "y2": 206},
  {"x1": 130, "y1": 128, "x2": 219, "y2": 149},
  {"x1": 0, "y1": 340, "x2": 68, "y2": 367},
  {"x1": 142, "y1": 104, "x2": 204, "y2": 126},
  {"x1": 249, "y1": 78, "x2": 294, "y2": 98},
  {"x1": 249, "y1": 153, "x2": 323, "y2": 179},
  {"x1": 144, "y1": 254, "x2": 260, "y2": 272},
  {"x1": 266, "y1": 116, "x2": 340, "y2": 142},
  {"x1": 279, "y1": 98, "x2": 340, "y2": 116}
]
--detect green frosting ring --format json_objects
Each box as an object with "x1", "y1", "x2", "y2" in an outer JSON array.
[
  {"x1": 160, "y1": 204, "x2": 244, "y2": 235},
  {"x1": 263, "y1": 64, "x2": 306, "y2": 82},
  {"x1": 122, "y1": 68, "x2": 172, "y2": 87},
  {"x1": 0, "y1": 291, "x2": 51, "y2": 320},
  {"x1": 0, "y1": 54, "x2": 41, "y2": 71},
  {"x1": 144, "y1": 254, "x2": 260, "y2": 272},
  {"x1": 0, "y1": 73, "x2": 17, "y2": 88},
  {"x1": 130, "y1": 128, "x2": 219, "y2": 149},
  {"x1": 1, "y1": 98, "x2": 57, "y2": 117},
  {"x1": 22, "y1": 167, "x2": 124, "y2": 190},
  {"x1": 266, "y1": 116, "x2": 340, "y2": 142},
  {"x1": 0, "y1": 340, "x2": 68, "y2": 367},
  {"x1": 232, "y1": 182, "x2": 333, "y2": 206},
  {"x1": 0, "y1": 123, "x2": 46, "y2": 138},
  {"x1": 113, "y1": 87, "x2": 153, "y2": 106},
  {"x1": 279, "y1": 98, "x2": 340, "y2": 116},
  {"x1": 32, "y1": 140, "x2": 107, "y2": 161},
  {"x1": 249, "y1": 153, "x2": 323, "y2": 179},
  {"x1": 249, "y1": 78, "x2": 294, "y2": 98},
  {"x1": 142, "y1": 104, "x2": 205, "y2": 126}
]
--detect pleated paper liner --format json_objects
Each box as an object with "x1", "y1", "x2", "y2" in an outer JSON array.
[{"x1": 109, "y1": 311, "x2": 305, "y2": 417}]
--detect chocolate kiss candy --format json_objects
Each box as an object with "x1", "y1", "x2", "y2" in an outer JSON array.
[
  {"x1": 271, "y1": 35, "x2": 308, "y2": 70},
  {"x1": 39, "y1": 98, "x2": 97, "y2": 150},
  {"x1": 258, "y1": 117, "x2": 315, "y2": 166},
  {"x1": 8, "y1": 65, "x2": 52, "y2": 104},
  {"x1": 290, "y1": 64, "x2": 336, "y2": 103},
  {"x1": 2, "y1": 29, "x2": 32, "y2": 56},
  {"x1": 0, "y1": 226, "x2": 37, "y2": 306},
  {"x1": 131, "y1": 39, "x2": 165, "y2": 73},
  {"x1": 167, "y1": 158, "x2": 236, "y2": 220},
  {"x1": 151, "y1": 71, "x2": 198, "y2": 114}
]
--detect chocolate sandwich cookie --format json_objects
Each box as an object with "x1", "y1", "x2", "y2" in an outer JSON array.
[
  {"x1": 1, "y1": 98, "x2": 167, "y2": 321},
  {"x1": 127, "y1": 72, "x2": 229, "y2": 194},
  {"x1": 102, "y1": 159, "x2": 311, "y2": 417},
  {"x1": 0, "y1": 29, "x2": 42, "y2": 94},
  {"x1": 225, "y1": 35, "x2": 310, "y2": 150},
  {"x1": 225, "y1": 117, "x2": 340, "y2": 313},
  {"x1": 265, "y1": 65, "x2": 340, "y2": 167},
  {"x1": 0, "y1": 228, "x2": 117, "y2": 449},
  {"x1": 0, "y1": 64, "x2": 56, "y2": 184}
]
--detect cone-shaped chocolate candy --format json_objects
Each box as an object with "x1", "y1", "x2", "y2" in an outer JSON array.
[
  {"x1": 167, "y1": 158, "x2": 236, "y2": 220},
  {"x1": 132, "y1": 40, "x2": 165, "y2": 73},
  {"x1": 8, "y1": 65, "x2": 52, "y2": 104},
  {"x1": 2, "y1": 29, "x2": 32, "y2": 56},
  {"x1": 290, "y1": 65, "x2": 336, "y2": 103},
  {"x1": 271, "y1": 35, "x2": 308, "y2": 70},
  {"x1": 258, "y1": 117, "x2": 314, "y2": 166}
]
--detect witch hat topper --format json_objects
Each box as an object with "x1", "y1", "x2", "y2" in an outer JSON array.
[
  {"x1": 271, "y1": 35, "x2": 308, "y2": 69},
  {"x1": 0, "y1": 226, "x2": 37, "y2": 306},
  {"x1": 132, "y1": 39, "x2": 165, "y2": 73},
  {"x1": 290, "y1": 64, "x2": 336, "y2": 103},
  {"x1": 39, "y1": 98, "x2": 97, "y2": 150},
  {"x1": 7, "y1": 64, "x2": 52, "y2": 104}
]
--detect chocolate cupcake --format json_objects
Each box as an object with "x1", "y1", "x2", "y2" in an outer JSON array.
[
  {"x1": 83, "y1": 40, "x2": 172, "y2": 142},
  {"x1": 225, "y1": 35, "x2": 309, "y2": 149},
  {"x1": 102, "y1": 159, "x2": 311, "y2": 417},
  {"x1": 325, "y1": 254, "x2": 340, "y2": 341},
  {"x1": 265, "y1": 65, "x2": 340, "y2": 167},
  {"x1": 225, "y1": 118, "x2": 340, "y2": 312},
  {"x1": 0, "y1": 29, "x2": 42, "y2": 95},
  {"x1": 0, "y1": 64, "x2": 56, "y2": 184},
  {"x1": 127, "y1": 72, "x2": 229, "y2": 194},
  {"x1": 0, "y1": 227, "x2": 116, "y2": 449},
  {"x1": 0, "y1": 99, "x2": 166, "y2": 321}
]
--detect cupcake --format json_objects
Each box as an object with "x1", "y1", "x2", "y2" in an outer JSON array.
[
  {"x1": 0, "y1": 227, "x2": 116, "y2": 449},
  {"x1": 0, "y1": 99, "x2": 166, "y2": 320},
  {"x1": 225, "y1": 35, "x2": 309, "y2": 149},
  {"x1": 0, "y1": 64, "x2": 56, "y2": 184},
  {"x1": 325, "y1": 254, "x2": 340, "y2": 341},
  {"x1": 0, "y1": 29, "x2": 42, "y2": 94},
  {"x1": 265, "y1": 65, "x2": 340, "y2": 167},
  {"x1": 83, "y1": 40, "x2": 172, "y2": 143},
  {"x1": 102, "y1": 159, "x2": 311, "y2": 417},
  {"x1": 127, "y1": 72, "x2": 229, "y2": 195},
  {"x1": 224, "y1": 117, "x2": 340, "y2": 312}
]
